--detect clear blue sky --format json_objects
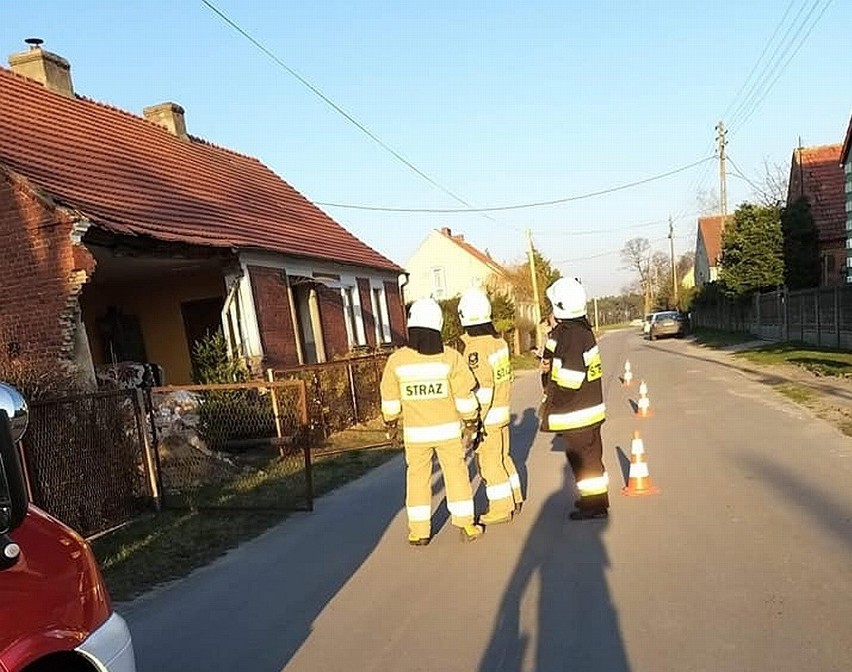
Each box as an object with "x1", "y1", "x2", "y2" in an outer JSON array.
[{"x1": 4, "y1": 1, "x2": 850, "y2": 296}]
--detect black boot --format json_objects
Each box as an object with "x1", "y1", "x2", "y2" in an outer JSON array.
[{"x1": 569, "y1": 508, "x2": 608, "y2": 521}]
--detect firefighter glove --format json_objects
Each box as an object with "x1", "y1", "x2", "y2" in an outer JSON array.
[
  {"x1": 461, "y1": 419, "x2": 479, "y2": 451},
  {"x1": 385, "y1": 421, "x2": 401, "y2": 446}
]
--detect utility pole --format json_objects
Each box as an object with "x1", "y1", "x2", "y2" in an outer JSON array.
[
  {"x1": 716, "y1": 120, "x2": 728, "y2": 216},
  {"x1": 526, "y1": 229, "x2": 543, "y2": 348},
  {"x1": 593, "y1": 296, "x2": 599, "y2": 331},
  {"x1": 668, "y1": 215, "x2": 678, "y2": 309}
]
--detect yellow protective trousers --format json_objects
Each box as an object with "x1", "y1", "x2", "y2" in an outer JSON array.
[
  {"x1": 404, "y1": 439, "x2": 476, "y2": 538},
  {"x1": 476, "y1": 425, "x2": 523, "y2": 515}
]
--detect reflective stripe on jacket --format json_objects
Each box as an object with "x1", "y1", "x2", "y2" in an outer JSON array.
[
  {"x1": 460, "y1": 333, "x2": 512, "y2": 428},
  {"x1": 380, "y1": 346, "x2": 479, "y2": 445},
  {"x1": 540, "y1": 318, "x2": 605, "y2": 433}
]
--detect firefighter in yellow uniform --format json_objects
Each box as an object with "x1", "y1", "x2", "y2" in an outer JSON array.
[
  {"x1": 539, "y1": 277, "x2": 609, "y2": 520},
  {"x1": 458, "y1": 289, "x2": 524, "y2": 524},
  {"x1": 380, "y1": 298, "x2": 485, "y2": 545}
]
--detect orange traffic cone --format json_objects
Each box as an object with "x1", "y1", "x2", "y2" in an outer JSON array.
[
  {"x1": 622, "y1": 431, "x2": 660, "y2": 496},
  {"x1": 621, "y1": 360, "x2": 633, "y2": 387},
  {"x1": 636, "y1": 380, "x2": 652, "y2": 418}
]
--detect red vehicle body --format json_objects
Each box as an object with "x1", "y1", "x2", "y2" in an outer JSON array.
[{"x1": 0, "y1": 384, "x2": 137, "y2": 672}]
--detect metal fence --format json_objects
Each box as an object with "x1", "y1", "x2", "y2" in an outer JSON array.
[
  {"x1": 18, "y1": 354, "x2": 394, "y2": 538},
  {"x1": 272, "y1": 353, "x2": 389, "y2": 444},
  {"x1": 148, "y1": 380, "x2": 313, "y2": 511},
  {"x1": 23, "y1": 388, "x2": 158, "y2": 538},
  {"x1": 693, "y1": 285, "x2": 852, "y2": 348}
]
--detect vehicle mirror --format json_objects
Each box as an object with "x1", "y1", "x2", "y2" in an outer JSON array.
[
  {"x1": 0, "y1": 384, "x2": 30, "y2": 533},
  {"x1": 0, "y1": 383, "x2": 28, "y2": 443}
]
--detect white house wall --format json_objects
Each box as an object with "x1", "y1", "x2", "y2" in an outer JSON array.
[{"x1": 405, "y1": 230, "x2": 498, "y2": 302}]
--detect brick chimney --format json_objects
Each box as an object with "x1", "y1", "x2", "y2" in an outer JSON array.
[
  {"x1": 8, "y1": 38, "x2": 74, "y2": 98},
  {"x1": 440, "y1": 227, "x2": 452, "y2": 237},
  {"x1": 143, "y1": 102, "x2": 188, "y2": 140}
]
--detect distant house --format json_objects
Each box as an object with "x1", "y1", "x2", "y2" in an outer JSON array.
[
  {"x1": 694, "y1": 215, "x2": 728, "y2": 287},
  {"x1": 841, "y1": 120, "x2": 852, "y2": 283},
  {"x1": 0, "y1": 42, "x2": 406, "y2": 385},
  {"x1": 404, "y1": 227, "x2": 512, "y2": 302},
  {"x1": 786, "y1": 144, "x2": 846, "y2": 286},
  {"x1": 404, "y1": 227, "x2": 536, "y2": 348}
]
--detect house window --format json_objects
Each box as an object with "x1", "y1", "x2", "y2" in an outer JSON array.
[
  {"x1": 342, "y1": 287, "x2": 367, "y2": 347},
  {"x1": 431, "y1": 266, "x2": 447, "y2": 299},
  {"x1": 373, "y1": 287, "x2": 392, "y2": 344}
]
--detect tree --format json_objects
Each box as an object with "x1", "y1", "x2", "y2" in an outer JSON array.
[
  {"x1": 756, "y1": 158, "x2": 789, "y2": 208},
  {"x1": 697, "y1": 187, "x2": 720, "y2": 215},
  {"x1": 504, "y1": 248, "x2": 562, "y2": 317},
  {"x1": 718, "y1": 203, "x2": 784, "y2": 298},
  {"x1": 620, "y1": 237, "x2": 652, "y2": 312},
  {"x1": 781, "y1": 196, "x2": 820, "y2": 290}
]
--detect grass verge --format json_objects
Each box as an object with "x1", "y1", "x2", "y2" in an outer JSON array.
[
  {"x1": 735, "y1": 342, "x2": 852, "y2": 377},
  {"x1": 774, "y1": 383, "x2": 815, "y2": 405},
  {"x1": 91, "y1": 446, "x2": 401, "y2": 602},
  {"x1": 690, "y1": 327, "x2": 756, "y2": 349}
]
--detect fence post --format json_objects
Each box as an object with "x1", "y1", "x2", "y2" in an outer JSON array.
[
  {"x1": 816, "y1": 290, "x2": 822, "y2": 347},
  {"x1": 347, "y1": 362, "x2": 360, "y2": 425},
  {"x1": 835, "y1": 287, "x2": 841, "y2": 348},
  {"x1": 266, "y1": 369, "x2": 284, "y2": 454},
  {"x1": 782, "y1": 287, "x2": 788, "y2": 342},
  {"x1": 754, "y1": 292, "x2": 761, "y2": 337},
  {"x1": 144, "y1": 387, "x2": 165, "y2": 503},
  {"x1": 134, "y1": 388, "x2": 161, "y2": 512}
]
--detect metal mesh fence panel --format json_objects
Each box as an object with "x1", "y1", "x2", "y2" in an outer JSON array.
[
  {"x1": 149, "y1": 381, "x2": 311, "y2": 511},
  {"x1": 274, "y1": 353, "x2": 390, "y2": 445},
  {"x1": 24, "y1": 389, "x2": 154, "y2": 538}
]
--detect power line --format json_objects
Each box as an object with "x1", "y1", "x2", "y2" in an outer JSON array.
[
  {"x1": 720, "y1": 0, "x2": 798, "y2": 124},
  {"x1": 728, "y1": 0, "x2": 814, "y2": 129},
  {"x1": 729, "y1": 0, "x2": 833, "y2": 135},
  {"x1": 316, "y1": 156, "x2": 714, "y2": 213},
  {"x1": 201, "y1": 0, "x2": 478, "y2": 210},
  {"x1": 553, "y1": 234, "x2": 692, "y2": 264},
  {"x1": 732, "y1": 0, "x2": 834, "y2": 134},
  {"x1": 530, "y1": 212, "x2": 700, "y2": 237}
]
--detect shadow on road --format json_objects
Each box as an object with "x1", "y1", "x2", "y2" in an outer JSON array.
[
  {"x1": 477, "y1": 463, "x2": 631, "y2": 672},
  {"x1": 735, "y1": 453, "x2": 852, "y2": 552},
  {"x1": 129, "y1": 461, "x2": 404, "y2": 672}
]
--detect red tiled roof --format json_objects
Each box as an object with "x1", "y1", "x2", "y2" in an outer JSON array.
[
  {"x1": 786, "y1": 144, "x2": 845, "y2": 242},
  {"x1": 841, "y1": 115, "x2": 852, "y2": 166},
  {"x1": 697, "y1": 215, "x2": 728, "y2": 265},
  {"x1": 438, "y1": 227, "x2": 506, "y2": 276},
  {"x1": 0, "y1": 67, "x2": 400, "y2": 272}
]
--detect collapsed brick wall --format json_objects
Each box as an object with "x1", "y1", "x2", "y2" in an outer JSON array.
[
  {"x1": 0, "y1": 173, "x2": 95, "y2": 375},
  {"x1": 248, "y1": 266, "x2": 300, "y2": 367}
]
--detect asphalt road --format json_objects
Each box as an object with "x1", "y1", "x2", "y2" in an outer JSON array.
[{"x1": 124, "y1": 329, "x2": 852, "y2": 671}]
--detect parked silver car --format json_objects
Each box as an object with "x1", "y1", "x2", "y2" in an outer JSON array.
[{"x1": 647, "y1": 311, "x2": 689, "y2": 340}]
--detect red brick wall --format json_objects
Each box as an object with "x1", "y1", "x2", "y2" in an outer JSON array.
[
  {"x1": 317, "y1": 285, "x2": 349, "y2": 358},
  {"x1": 356, "y1": 278, "x2": 377, "y2": 348},
  {"x1": 384, "y1": 280, "x2": 406, "y2": 345},
  {"x1": 0, "y1": 174, "x2": 95, "y2": 374},
  {"x1": 248, "y1": 266, "x2": 300, "y2": 367}
]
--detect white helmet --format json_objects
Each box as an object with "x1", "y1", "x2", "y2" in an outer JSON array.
[
  {"x1": 546, "y1": 277, "x2": 587, "y2": 319},
  {"x1": 407, "y1": 298, "x2": 443, "y2": 331},
  {"x1": 457, "y1": 288, "x2": 492, "y2": 327}
]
